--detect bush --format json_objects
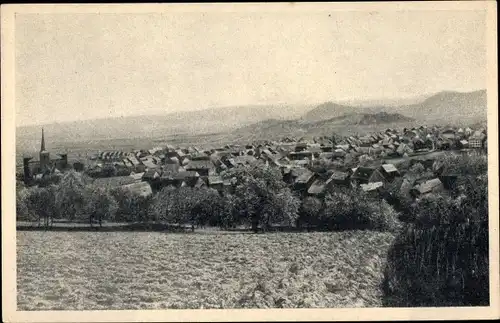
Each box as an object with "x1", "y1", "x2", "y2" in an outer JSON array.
[
  {"x1": 321, "y1": 187, "x2": 400, "y2": 231},
  {"x1": 16, "y1": 187, "x2": 35, "y2": 221},
  {"x1": 149, "y1": 187, "x2": 225, "y2": 230},
  {"x1": 222, "y1": 166, "x2": 300, "y2": 232},
  {"x1": 112, "y1": 187, "x2": 152, "y2": 222},
  {"x1": 85, "y1": 185, "x2": 118, "y2": 225},
  {"x1": 23, "y1": 185, "x2": 58, "y2": 226},
  {"x1": 438, "y1": 153, "x2": 487, "y2": 177},
  {"x1": 383, "y1": 174, "x2": 489, "y2": 306},
  {"x1": 54, "y1": 171, "x2": 89, "y2": 221},
  {"x1": 298, "y1": 197, "x2": 323, "y2": 229}
]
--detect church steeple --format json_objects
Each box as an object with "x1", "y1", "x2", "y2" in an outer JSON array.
[{"x1": 41, "y1": 128, "x2": 46, "y2": 152}]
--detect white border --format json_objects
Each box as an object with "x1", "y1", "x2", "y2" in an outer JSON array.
[{"x1": 2, "y1": 2, "x2": 499, "y2": 322}]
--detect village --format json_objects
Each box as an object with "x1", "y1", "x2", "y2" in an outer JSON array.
[{"x1": 20, "y1": 124, "x2": 488, "y2": 204}]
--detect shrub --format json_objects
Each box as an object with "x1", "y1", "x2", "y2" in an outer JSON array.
[
  {"x1": 85, "y1": 185, "x2": 119, "y2": 226},
  {"x1": 383, "y1": 174, "x2": 489, "y2": 306},
  {"x1": 54, "y1": 171, "x2": 89, "y2": 221},
  {"x1": 321, "y1": 186, "x2": 400, "y2": 231},
  {"x1": 222, "y1": 166, "x2": 300, "y2": 232},
  {"x1": 16, "y1": 187, "x2": 35, "y2": 221},
  {"x1": 298, "y1": 197, "x2": 323, "y2": 229},
  {"x1": 439, "y1": 153, "x2": 487, "y2": 177},
  {"x1": 149, "y1": 187, "x2": 226, "y2": 230},
  {"x1": 24, "y1": 185, "x2": 58, "y2": 226},
  {"x1": 112, "y1": 187, "x2": 153, "y2": 222}
]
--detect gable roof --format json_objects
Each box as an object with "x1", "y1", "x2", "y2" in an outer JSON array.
[
  {"x1": 328, "y1": 171, "x2": 349, "y2": 182},
  {"x1": 93, "y1": 176, "x2": 138, "y2": 187},
  {"x1": 307, "y1": 179, "x2": 326, "y2": 195},
  {"x1": 360, "y1": 181, "x2": 384, "y2": 192},
  {"x1": 381, "y1": 164, "x2": 399, "y2": 174},
  {"x1": 413, "y1": 178, "x2": 444, "y2": 195},
  {"x1": 185, "y1": 159, "x2": 214, "y2": 170},
  {"x1": 208, "y1": 175, "x2": 224, "y2": 185},
  {"x1": 295, "y1": 170, "x2": 315, "y2": 184},
  {"x1": 173, "y1": 171, "x2": 199, "y2": 180},
  {"x1": 351, "y1": 167, "x2": 377, "y2": 181},
  {"x1": 122, "y1": 181, "x2": 153, "y2": 197}
]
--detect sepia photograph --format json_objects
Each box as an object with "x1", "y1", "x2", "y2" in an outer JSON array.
[{"x1": 1, "y1": 2, "x2": 499, "y2": 322}]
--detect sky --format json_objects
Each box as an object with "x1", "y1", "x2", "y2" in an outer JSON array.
[{"x1": 15, "y1": 7, "x2": 488, "y2": 126}]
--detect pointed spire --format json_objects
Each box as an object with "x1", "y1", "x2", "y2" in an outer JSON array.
[{"x1": 41, "y1": 128, "x2": 46, "y2": 152}]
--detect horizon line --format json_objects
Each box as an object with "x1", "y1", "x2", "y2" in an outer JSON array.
[{"x1": 16, "y1": 88, "x2": 486, "y2": 128}]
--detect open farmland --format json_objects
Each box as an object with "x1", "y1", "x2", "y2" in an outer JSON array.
[{"x1": 17, "y1": 231, "x2": 395, "y2": 310}]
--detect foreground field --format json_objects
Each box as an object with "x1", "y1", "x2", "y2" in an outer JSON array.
[{"x1": 17, "y1": 231, "x2": 395, "y2": 310}]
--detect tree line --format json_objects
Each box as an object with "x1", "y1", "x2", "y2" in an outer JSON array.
[{"x1": 17, "y1": 164, "x2": 401, "y2": 232}]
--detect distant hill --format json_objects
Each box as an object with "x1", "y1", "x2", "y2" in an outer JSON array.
[
  {"x1": 302, "y1": 102, "x2": 357, "y2": 122},
  {"x1": 16, "y1": 89, "x2": 486, "y2": 155},
  {"x1": 229, "y1": 112, "x2": 416, "y2": 142},
  {"x1": 395, "y1": 89, "x2": 487, "y2": 123},
  {"x1": 314, "y1": 112, "x2": 414, "y2": 126},
  {"x1": 16, "y1": 104, "x2": 312, "y2": 152},
  {"x1": 302, "y1": 89, "x2": 486, "y2": 124},
  {"x1": 338, "y1": 93, "x2": 432, "y2": 108}
]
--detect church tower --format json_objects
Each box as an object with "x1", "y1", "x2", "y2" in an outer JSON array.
[{"x1": 39, "y1": 128, "x2": 50, "y2": 171}]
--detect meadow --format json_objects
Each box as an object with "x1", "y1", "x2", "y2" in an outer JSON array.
[{"x1": 17, "y1": 230, "x2": 395, "y2": 310}]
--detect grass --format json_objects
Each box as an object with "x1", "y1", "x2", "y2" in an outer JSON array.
[{"x1": 17, "y1": 230, "x2": 395, "y2": 310}]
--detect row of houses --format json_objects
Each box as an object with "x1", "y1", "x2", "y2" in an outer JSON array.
[{"x1": 22, "y1": 124, "x2": 480, "y2": 201}]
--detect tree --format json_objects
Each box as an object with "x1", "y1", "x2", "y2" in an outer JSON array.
[
  {"x1": 16, "y1": 187, "x2": 34, "y2": 221},
  {"x1": 101, "y1": 164, "x2": 117, "y2": 178},
  {"x1": 54, "y1": 170, "x2": 89, "y2": 221},
  {"x1": 221, "y1": 166, "x2": 300, "y2": 233},
  {"x1": 112, "y1": 187, "x2": 152, "y2": 222},
  {"x1": 25, "y1": 185, "x2": 57, "y2": 227},
  {"x1": 85, "y1": 185, "x2": 118, "y2": 227},
  {"x1": 383, "y1": 168, "x2": 489, "y2": 306},
  {"x1": 322, "y1": 186, "x2": 399, "y2": 231},
  {"x1": 298, "y1": 196, "x2": 323, "y2": 229}
]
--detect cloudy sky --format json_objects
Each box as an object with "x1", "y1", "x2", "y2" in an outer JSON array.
[{"x1": 15, "y1": 6, "x2": 487, "y2": 126}]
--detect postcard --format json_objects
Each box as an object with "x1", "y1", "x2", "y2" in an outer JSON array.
[{"x1": 2, "y1": 2, "x2": 499, "y2": 322}]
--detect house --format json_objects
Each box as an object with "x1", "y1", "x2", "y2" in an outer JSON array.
[
  {"x1": 319, "y1": 152, "x2": 333, "y2": 160},
  {"x1": 129, "y1": 172, "x2": 145, "y2": 181},
  {"x1": 173, "y1": 171, "x2": 200, "y2": 187},
  {"x1": 289, "y1": 151, "x2": 314, "y2": 161},
  {"x1": 143, "y1": 169, "x2": 160, "y2": 182},
  {"x1": 307, "y1": 179, "x2": 326, "y2": 197},
  {"x1": 233, "y1": 155, "x2": 258, "y2": 167},
  {"x1": 326, "y1": 171, "x2": 350, "y2": 187},
  {"x1": 185, "y1": 159, "x2": 215, "y2": 177},
  {"x1": 294, "y1": 142, "x2": 308, "y2": 152},
  {"x1": 410, "y1": 178, "x2": 444, "y2": 198},
  {"x1": 379, "y1": 164, "x2": 400, "y2": 182},
  {"x1": 458, "y1": 139, "x2": 469, "y2": 149},
  {"x1": 440, "y1": 129, "x2": 456, "y2": 140},
  {"x1": 360, "y1": 181, "x2": 384, "y2": 196},
  {"x1": 128, "y1": 156, "x2": 141, "y2": 167},
  {"x1": 437, "y1": 138, "x2": 452, "y2": 150},
  {"x1": 351, "y1": 167, "x2": 386, "y2": 185},
  {"x1": 293, "y1": 169, "x2": 316, "y2": 191},
  {"x1": 412, "y1": 137, "x2": 426, "y2": 150},
  {"x1": 396, "y1": 143, "x2": 414, "y2": 156},
  {"x1": 469, "y1": 131, "x2": 486, "y2": 149},
  {"x1": 208, "y1": 175, "x2": 224, "y2": 191},
  {"x1": 122, "y1": 181, "x2": 153, "y2": 198},
  {"x1": 93, "y1": 175, "x2": 138, "y2": 188},
  {"x1": 336, "y1": 144, "x2": 350, "y2": 151},
  {"x1": 332, "y1": 149, "x2": 347, "y2": 158}
]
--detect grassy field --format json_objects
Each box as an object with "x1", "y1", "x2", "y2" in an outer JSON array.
[{"x1": 17, "y1": 230, "x2": 395, "y2": 310}]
